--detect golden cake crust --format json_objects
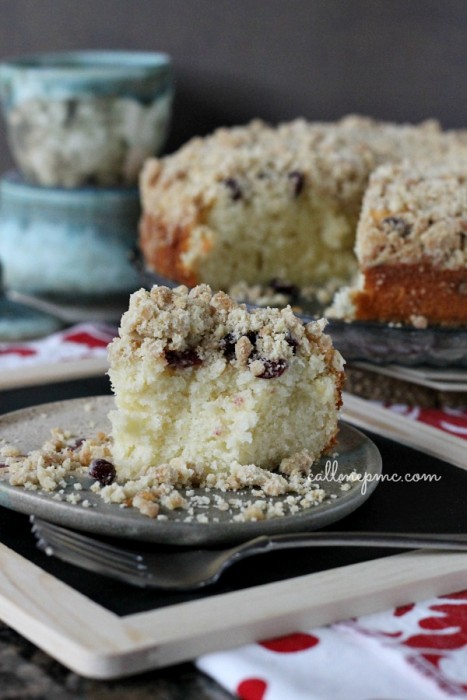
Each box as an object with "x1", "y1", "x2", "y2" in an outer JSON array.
[
  {"x1": 140, "y1": 214, "x2": 198, "y2": 286},
  {"x1": 350, "y1": 264, "x2": 467, "y2": 326}
]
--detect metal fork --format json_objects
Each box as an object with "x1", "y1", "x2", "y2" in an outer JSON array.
[{"x1": 31, "y1": 517, "x2": 467, "y2": 591}]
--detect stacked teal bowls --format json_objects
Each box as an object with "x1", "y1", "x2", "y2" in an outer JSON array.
[{"x1": 0, "y1": 50, "x2": 173, "y2": 307}]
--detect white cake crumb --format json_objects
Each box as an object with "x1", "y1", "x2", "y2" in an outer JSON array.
[{"x1": 66, "y1": 493, "x2": 81, "y2": 504}]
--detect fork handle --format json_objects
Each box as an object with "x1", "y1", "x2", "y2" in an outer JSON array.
[{"x1": 245, "y1": 531, "x2": 467, "y2": 555}]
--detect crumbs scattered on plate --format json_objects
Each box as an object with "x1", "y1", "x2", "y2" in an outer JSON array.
[{"x1": 0, "y1": 427, "x2": 352, "y2": 522}]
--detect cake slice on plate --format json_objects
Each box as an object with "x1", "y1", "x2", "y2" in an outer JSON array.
[{"x1": 108, "y1": 284, "x2": 344, "y2": 482}]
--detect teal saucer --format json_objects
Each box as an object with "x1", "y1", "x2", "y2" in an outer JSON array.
[{"x1": 0, "y1": 289, "x2": 62, "y2": 341}]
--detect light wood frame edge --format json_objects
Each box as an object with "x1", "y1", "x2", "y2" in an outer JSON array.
[
  {"x1": 2, "y1": 541, "x2": 467, "y2": 680},
  {"x1": 342, "y1": 393, "x2": 467, "y2": 470}
]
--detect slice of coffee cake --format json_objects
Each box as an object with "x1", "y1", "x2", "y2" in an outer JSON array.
[{"x1": 108, "y1": 284, "x2": 344, "y2": 481}]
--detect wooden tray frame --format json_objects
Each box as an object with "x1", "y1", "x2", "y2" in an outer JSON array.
[
  {"x1": 2, "y1": 542, "x2": 467, "y2": 679},
  {"x1": 0, "y1": 393, "x2": 466, "y2": 679}
]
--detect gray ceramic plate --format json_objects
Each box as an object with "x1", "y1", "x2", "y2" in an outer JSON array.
[{"x1": 0, "y1": 396, "x2": 382, "y2": 545}]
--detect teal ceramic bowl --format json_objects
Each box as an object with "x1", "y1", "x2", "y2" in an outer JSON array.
[
  {"x1": 0, "y1": 51, "x2": 173, "y2": 187},
  {"x1": 0, "y1": 172, "x2": 141, "y2": 300}
]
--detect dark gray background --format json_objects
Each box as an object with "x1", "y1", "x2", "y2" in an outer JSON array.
[{"x1": 0, "y1": 0, "x2": 466, "y2": 171}]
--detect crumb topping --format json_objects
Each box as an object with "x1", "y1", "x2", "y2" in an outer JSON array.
[
  {"x1": 141, "y1": 115, "x2": 467, "y2": 228},
  {"x1": 109, "y1": 284, "x2": 339, "y2": 379},
  {"x1": 356, "y1": 162, "x2": 467, "y2": 270}
]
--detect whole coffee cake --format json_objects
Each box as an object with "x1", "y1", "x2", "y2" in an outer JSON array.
[{"x1": 139, "y1": 115, "x2": 466, "y2": 297}]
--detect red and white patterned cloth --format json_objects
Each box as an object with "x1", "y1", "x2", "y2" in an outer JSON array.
[
  {"x1": 1, "y1": 324, "x2": 467, "y2": 699},
  {"x1": 385, "y1": 404, "x2": 467, "y2": 442},
  {"x1": 0, "y1": 323, "x2": 115, "y2": 369},
  {"x1": 198, "y1": 592, "x2": 467, "y2": 699}
]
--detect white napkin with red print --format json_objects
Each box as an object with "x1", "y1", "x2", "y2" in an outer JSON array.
[
  {"x1": 198, "y1": 592, "x2": 467, "y2": 698},
  {"x1": 197, "y1": 402, "x2": 467, "y2": 700},
  {"x1": 1, "y1": 324, "x2": 467, "y2": 699},
  {"x1": 0, "y1": 323, "x2": 115, "y2": 369}
]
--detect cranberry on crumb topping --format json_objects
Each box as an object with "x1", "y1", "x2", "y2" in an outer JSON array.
[
  {"x1": 382, "y1": 216, "x2": 412, "y2": 237},
  {"x1": 257, "y1": 358, "x2": 288, "y2": 378},
  {"x1": 219, "y1": 333, "x2": 237, "y2": 360},
  {"x1": 285, "y1": 332, "x2": 299, "y2": 353},
  {"x1": 165, "y1": 349, "x2": 202, "y2": 368},
  {"x1": 220, "y1": 331, "x2": 258, "y2": 361},
  {"x1": 89, "y1": 459, "x2": 116, "y2": 486}
]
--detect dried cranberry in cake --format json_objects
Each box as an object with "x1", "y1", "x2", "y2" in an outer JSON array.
[
  {"x1": 221, "y1": 331, "x2": 257, "y2": 361},
  {"x1": 285, "y1": 332, "x2": 299, "y2": 353},
  {"x1": 0, "y1": 463, "x2": 7, "y2": 469},
  {"x1": 89, "y1": 459, "x2": 116, "y2": 485},
  {"x1": 257, "y1": 358, "x2": 288, "y2": 378},
  {"x1": 269, "y1": 278, "x2": 299, "y2": 300},
  {"x1": 165, "y1": 349, "x2": 202, "y2": 368},
  {"x1": 288, "y1": 170, "x2": 305, "y2": 197},
  {"x1": 222, "y1": 177, "x2": 242, "y2": 201},
  {"x1": 71, "y1": 437, "x2": 86, "y2": 451},
  {"x1": 246, "y1": 330, "x2": 258, "y2": 346}
]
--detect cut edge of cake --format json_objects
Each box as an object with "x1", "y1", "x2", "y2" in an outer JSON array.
[{"x1": 327, "y1": 162, "x2": 467, "y2": 327}]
